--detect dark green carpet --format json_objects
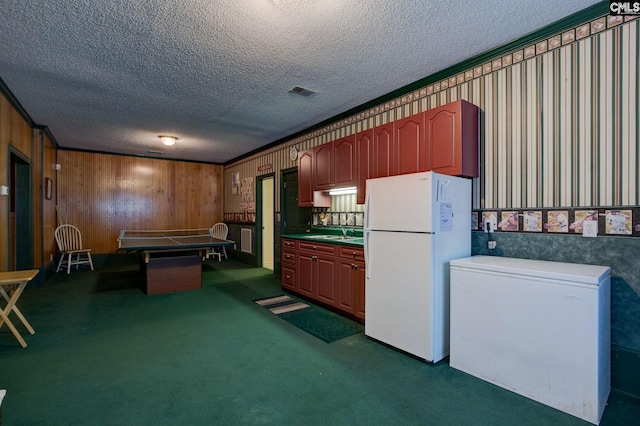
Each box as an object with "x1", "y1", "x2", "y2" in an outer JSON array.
[
  {"x1": 1, "y1": 254, "x2": 639, "y2": 425},
  {"x1": 255, "y1": 295, "x2": 364, "y2": 343}
]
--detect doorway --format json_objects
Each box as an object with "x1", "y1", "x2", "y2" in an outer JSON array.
[
  {"x1": 9, "y1": 150, "x2": 33, "y2": 271},
  {"x1": 259, "y1": 176, "x2": 274, "y2": 270},
  {"x1": 281, "y1": 169, "x2": 311, "y2": 235}
]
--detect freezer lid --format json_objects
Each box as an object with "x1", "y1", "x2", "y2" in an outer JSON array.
[{"x1": 450, "y1": 255, "x2": 611, "y2": 285}]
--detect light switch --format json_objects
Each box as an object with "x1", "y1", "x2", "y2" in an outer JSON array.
[{"x1": 0, "y1": 185, "x2": 8, "y2": 196}]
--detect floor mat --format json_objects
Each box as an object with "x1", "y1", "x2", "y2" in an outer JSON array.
[{"x1": 254, "y1": 295, "x2": 363, "y2": 343}]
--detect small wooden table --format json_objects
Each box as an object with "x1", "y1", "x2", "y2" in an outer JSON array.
[{"x1": 0, "y1": 270, "x2": 38, "y2": 348}]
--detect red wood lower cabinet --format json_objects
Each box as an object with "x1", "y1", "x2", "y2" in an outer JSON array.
[
  {"x1": 353, "y1": 260, "x2": 365, "y2": 319},
  {"x1": 297, "y1": 252, "x2": 315, "y2": 298},
  {"x1": 315, "y1": 256, "x2": 337, "y2": 305},
  {"x1": 281, "y1": 239, "x2": 297, "y2": 292},
  {"x1": 282, "y1": 265, "x2": 296, "y2": 291},
  {"x1": 337, "y1": 259, "x2": 365, "y2": 320},
  {"x1": 281, "y1": 238, "x2": 365, "y2": 320}
]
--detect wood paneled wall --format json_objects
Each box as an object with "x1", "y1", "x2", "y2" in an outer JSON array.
[
  {"x1": 56, "y1": 151, "x2": 224, "y2": 254},
  {"x1": 0, "y1": 91, "x2": 35, "y2": 271}
]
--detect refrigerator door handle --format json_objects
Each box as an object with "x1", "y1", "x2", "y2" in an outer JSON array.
[
  {"x1": 364, "y1": 182, "x2": 371, "y2": 279},
  {"x1": 364, "y1": 185, "x2": 370, "y2": 229},
  {"x1": 364, "y1": 230, "x2": 370, "y2": 279}
]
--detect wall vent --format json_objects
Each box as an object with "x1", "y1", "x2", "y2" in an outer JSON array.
[
  {"x1": 241, "y1": 228, "x2": 252, "y2": 253},
  {"x1": 289, "y1": 86, "x2": 316, "y2": 97}
]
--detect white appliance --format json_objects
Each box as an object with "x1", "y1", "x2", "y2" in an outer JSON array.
[
  {"x1": 364, "y1": 171, "x2": 471, "y2": 362},
  {"x1": 449, "y1": 256, "x2": 611, "y2": 425}
]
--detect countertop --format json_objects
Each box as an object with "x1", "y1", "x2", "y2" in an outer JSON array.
[{"x1": 282, "y1": 233, "x2": 364, "y2": 247}]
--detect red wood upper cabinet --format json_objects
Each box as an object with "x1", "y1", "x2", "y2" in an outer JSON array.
[
  {"x1": 298, "y1": 149, "x2": 331, "y2": 207},
  {"x1": 297, "y1": 150, "x2": 314, "y2": 207},
  {"x1": 313, "y1": 135, "x2": 356, "y2": 191},
  {"x1": 333, "y1": 136, "x2": 357, "y2": 188},
  {"x1": 355, "y1": 129, "x2": 373, "y2": 204},
  {"x1": 313, "y1": 143, "x2": 333, "y2": 190},
  {"x1": 372, "y1": 122, "x2": 394, "y2": 178},
  {"x1": 425, "y1": 99, "x2": 479, "y2": 178},
  {"x1": 395, "y1": 113, "x2": 427, "y2": 175}
]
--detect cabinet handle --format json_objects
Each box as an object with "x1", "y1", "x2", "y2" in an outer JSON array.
[
  {"x1": 312, "y1": 256, "x2": 318, "y2": 260},
  {"x1": 286, "y1": 275, "x2": 291, "y2": 279},
  {"x1": 351, "y1": 263, "x2": 358, "y2": 269}
]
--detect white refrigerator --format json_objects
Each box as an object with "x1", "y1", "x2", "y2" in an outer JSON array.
[{"x1": 364, "y1": 171, "x2": 471, "y2": 362}]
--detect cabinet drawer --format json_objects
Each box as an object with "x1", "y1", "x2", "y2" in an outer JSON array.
[
  {"x1": 282, "y1": 239, "x2": 297, "y2": 249},
  {"x1": 299, "y1": 241, "x2": 337, "y2": 255},
  {"x1": 282, "y1": 250, "x2": 297, "y2": 264},
  {"x1": 282, "y1": 266, "x2": 296, "y2": 289},
  {"x1": 339, "y1": 246, "x2": 364, "y2": 261}
]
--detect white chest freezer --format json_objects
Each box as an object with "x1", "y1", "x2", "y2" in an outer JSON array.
[{"x1": 449, "y1": 256, "x2": 611, "y2": 425}]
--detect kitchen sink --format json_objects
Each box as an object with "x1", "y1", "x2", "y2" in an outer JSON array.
[{"x1": 305, "y1": 235, "x2": 360, "y2": 241}]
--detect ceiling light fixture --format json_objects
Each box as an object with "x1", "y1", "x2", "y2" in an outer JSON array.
[{"x1": 159, "y1": 135, "x2": 178, "y2": 146}]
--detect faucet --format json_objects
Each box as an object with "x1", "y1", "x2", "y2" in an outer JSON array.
[{"x1": 340, "y1": 226, "x2": 347, "y2": 238}]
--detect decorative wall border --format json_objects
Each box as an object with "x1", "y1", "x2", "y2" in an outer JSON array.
[{"x1": 473, "y1": 206, "x2": 640, "y2": 237}]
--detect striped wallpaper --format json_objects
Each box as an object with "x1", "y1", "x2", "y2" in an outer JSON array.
[{"x1": 224, "y1": 14, "x2": 639, "y2": 214}]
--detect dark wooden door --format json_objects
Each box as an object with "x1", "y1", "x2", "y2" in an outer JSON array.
[{"x1": 283, "y1": 169, "x2": 311, "y2": 234}]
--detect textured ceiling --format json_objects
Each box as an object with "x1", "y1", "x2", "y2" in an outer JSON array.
[{"x1": 1, "y1": 0, "x2": 600, "y2": 164}]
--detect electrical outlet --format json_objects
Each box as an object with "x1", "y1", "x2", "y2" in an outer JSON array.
[
  {"x1": 488, "y1": 241, "x2": 497, "y2": 249},
  {"x1": 484, "y1": 219, "x2": 495, "y2": 233}
]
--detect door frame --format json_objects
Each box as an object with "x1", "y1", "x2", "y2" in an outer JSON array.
[
  {"x1": 280, "y1": 167, "x2": 297, "y2": 236},
  {"x1": 255, "y1": 173, "x2": 275, "y2": 270}
]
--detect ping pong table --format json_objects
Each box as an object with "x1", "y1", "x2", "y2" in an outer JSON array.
[{"x1": 118, "y1": 228, "x2": 235, "y2": 295}]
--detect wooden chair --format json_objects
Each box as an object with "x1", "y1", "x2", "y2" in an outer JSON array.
[
  {"x1": 210, "y1": 222, "x2": 229, "y2": 261},
  {"x1": 54, "y1": 224, "x2": 94, "y2": 274}
]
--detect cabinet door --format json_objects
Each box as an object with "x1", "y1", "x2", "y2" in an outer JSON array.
[
  {"x1": 337, "y1": 259, "x2": 356, "y2": 313},
  {"x1": 425, "y1": 99, "x2": 479, "y2": 177},
  {"x1": 315, "y1": 255, "x2": 337, "y2": 305},
  {"x1": 372, "y1": 123, "x2": 394, "y2": 178},
  {"x1": 297, "y1": 150, "x2": 314, "y2": 207},
  {"x1": 353, "y1": 260, "x2": 365, "y2": 319},
  {"x1": 282, "y1": 266, "x2": 296, "y2": 291},
  {"x1": 313, "y1": 143, "x2": 333, "y2": 190},
  {"x1": 355, "y1": 129, "x2": 372, "y2": 205},
  {"x1": 333, "y1": 136, "x2": 357, "y2": 187},
  {"x1": 298, "y1": 252, "x2": 315, "y2": 297},
  {"x1": 395, "y1": 113, "x2": 427, "y2": 175}
]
